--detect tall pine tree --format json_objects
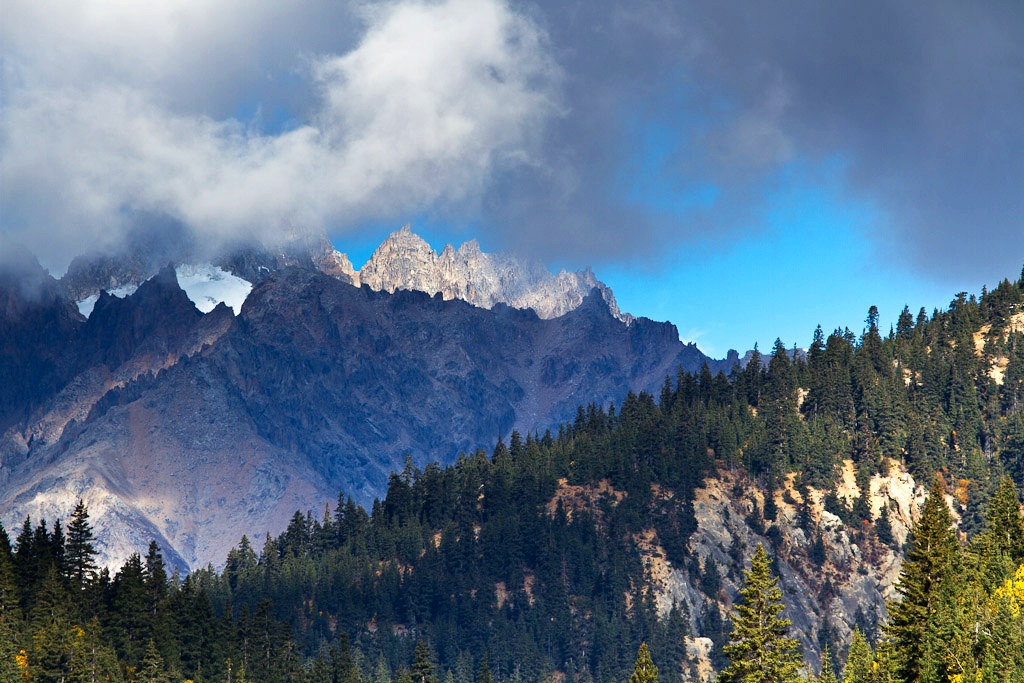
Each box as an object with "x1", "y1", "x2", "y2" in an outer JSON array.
[
  {"x1": 64, "y1": 500, "x2": 97, "y2": 590},
  {"x1": 884, "y1": 475, "x2": 958, "y2": 683},
  {"x1": 630, "y1": 642, "x2": 659, "y2": 683},
  {"x1": 718, "y1": 543, "x2": 803, "y2": 683}
]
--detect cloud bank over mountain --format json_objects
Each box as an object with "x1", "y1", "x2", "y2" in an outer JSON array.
[
  {"x1": 1, "y1": 0, "x2": 560, "y2": 270},
  {"x1": 3, "y1": 0, "x2": 1022, "y2": 284}
]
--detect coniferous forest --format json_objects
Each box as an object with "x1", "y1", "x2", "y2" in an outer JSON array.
[{"x1": 4, "y1": 274, "x2": 1024, "y2": 682}]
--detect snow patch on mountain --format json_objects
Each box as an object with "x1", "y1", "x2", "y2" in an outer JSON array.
[
  {"x1": 174, "y1": 264, "x2": 252, "y2": 314},
  {"x1": 76, "y1": 283, "x2": 139, "y2": 317},
  {"x1": 75, "y1": 266, "x2": 251, "y2": 317}
]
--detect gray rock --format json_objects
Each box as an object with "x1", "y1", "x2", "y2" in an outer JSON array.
[{"x1": 353, "y1": 225, "x2": 632, "y2": 323}]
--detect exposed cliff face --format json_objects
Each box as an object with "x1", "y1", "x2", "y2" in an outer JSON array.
[
  {"x1": 634, "y1": 464, "x2": 931, "y2": 680},
  {"x1": 0, "y1": 264, "x2": 725, "y2": 571},
  {"x1": 545, "y1": 462, "x2": 934, "y2": 682}
]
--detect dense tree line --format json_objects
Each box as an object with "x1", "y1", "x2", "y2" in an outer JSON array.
[{"x1": 4, "y1": 273, "x2": 1024, "y2": 681}]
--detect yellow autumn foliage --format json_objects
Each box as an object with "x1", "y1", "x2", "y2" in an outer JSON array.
[
  {"x1": 15, "y1": 648, "x2": 30, "y2": 683},
  {"x1": 991, "y1": 564, "x2": 1024, "y2": 616}
]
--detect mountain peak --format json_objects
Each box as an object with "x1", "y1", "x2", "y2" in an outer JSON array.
[
  {"x1": 381, "y1": 224, "x2": 432, "y2": 251},
  {"x1": 456, "y1": 238, "x2": 482, "y2": 257},
  {"x1": 350, "y1": 227, "x2": 631, "y2": 323},
  {"x1": 57, "y1": 224, "x2": 633, "y2": 326}
]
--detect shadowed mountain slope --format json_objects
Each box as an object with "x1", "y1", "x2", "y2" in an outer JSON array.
[{"x1": 1, "y1": 263, "x2": 730, "y2": 569}]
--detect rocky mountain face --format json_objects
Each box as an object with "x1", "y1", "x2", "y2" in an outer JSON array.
[
  {"x1": 0, "y1": 251, "x2": 83, "y2": 435},
  {"x1": 0, "y1": 255, "x2": 729, "y2": 571},
  {"x1": 560, "y1": 460, "x2": 927, "y2": 680},
  {"x1": 61, "y1": 226, "x2": 353, "y2": 301}
]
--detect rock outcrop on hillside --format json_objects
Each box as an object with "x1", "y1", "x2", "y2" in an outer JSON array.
[
  {"x1": 640, "y1": 464, "x2": 928, "y2": 680},
  {"x1": 547, "y1": 461, "x2": 932, "y2": 681}
]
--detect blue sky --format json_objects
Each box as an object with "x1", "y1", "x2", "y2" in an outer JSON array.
[
  {"x1": 600, "y1": 190, "x2": 962, "y2": 358},
  {"x1": 600, "y1": 156, "x2": 971, "y2": 356},
  {"x1": 334, "y1": 170, "x2": 978, "y2": 359},
  {"x1": 3, "y1": 0, "x2": 1023, "y2": 359}
]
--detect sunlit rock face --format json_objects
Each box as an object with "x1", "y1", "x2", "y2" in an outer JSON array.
[{"x1": 354, "y1": 225, "x2": 632, "y2": 323}]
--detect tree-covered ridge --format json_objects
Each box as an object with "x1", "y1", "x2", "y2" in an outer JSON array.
[
  {"x1": 3, "y1": 272, "x2": 1024, "y2": 682},
  {"x1": 7, "y1": 473, "x2": 1021, "y2": 683}
]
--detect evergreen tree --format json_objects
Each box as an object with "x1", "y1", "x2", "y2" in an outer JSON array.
[
  {"x1": 0, "y1": 557, "x2": 21, "y2": 683},
  {"x1": 110, "y1": 552, "x2": 151, "y2": 665},
  {"x1": 29, "y1": 564, "x2": 75, "y2": 683},
  {"x1": 841, "y1": 628, "x2": 873, "y2": 683},
  {"x1": 412, "y1": 640, "x2": 436, "y2": 683},
  {"x1": 137, "y1": 639, "x2": 171, "y2": 683},
  {"x1": 982, "y1": 475, "x2": 1024, "y2": 562},
  {"x1": 874, "y1": 506, "x2": 894, "y2": 548},
  {"x1": 629, "y1": 642, "x2": 659, "y2": 683},
  {"x1": 884, "y1": 475, "x2": 958, "y2": 683},
  {"x1": 330, "y1": 634, "x2": 362, "y2": 683},
  {"x1": 817, "y1": 645, "x2": 837, "y2": 683},
  {"x1": 0, "y1": 545, "x2": 21, "y2": 623},
  {"x1": 308, "y1": 654, "x2": 332, "y2": 683},
  {"x1": 64, "y1": 500, "x2": 97, "y2": 590},
  {"x1": 476, "y1": 655, "x2": 492, "y2": 683},
  {"x1": 869, "y1": 638, "x2": 900, "y2": 683},
  {"x1": 719, "y1": 543, "x2": 803, "y2": 683},
  {"x1": 0, "y1": 522, "x2": 10, "y2": 562},
  {"x1": 701, "y1": 557, "x2": 723, "y2": 597},
  {"x1": 810, "y1": 529, "x2": 827, "y2": 567},
  {"x1": 373, "y1": 653, "x2": 392, "y2": 683}
]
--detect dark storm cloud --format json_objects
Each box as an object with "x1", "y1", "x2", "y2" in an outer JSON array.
[{"x1": 486, "y1": 1, "x2": 1024, "y2": 282}]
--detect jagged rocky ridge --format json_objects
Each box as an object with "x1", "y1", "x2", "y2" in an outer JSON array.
[
  {"x1": 61, "y1": 225, "x2": 632, "y2": 325},
  {"x1": 0, "y1": 257, "x2": 728, "y2": 571},
  {"x1": 353, "y1": 225, "x2": 631, "y2": 322}
]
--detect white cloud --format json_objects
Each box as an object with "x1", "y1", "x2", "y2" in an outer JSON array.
[
  {"x1": 0, "y1": 0, "x2": 561, "y2": 272},
  {"x1": 311, "y1": 0, "x2": 560, "y2": 211},
  {"x1": 0, "y1": 0, "x2": 320, "y2": 107}
]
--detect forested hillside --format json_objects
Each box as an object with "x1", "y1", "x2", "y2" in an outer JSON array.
[{"x1": 3, "y1": 273, "x2": 1024, "y2": 682}]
